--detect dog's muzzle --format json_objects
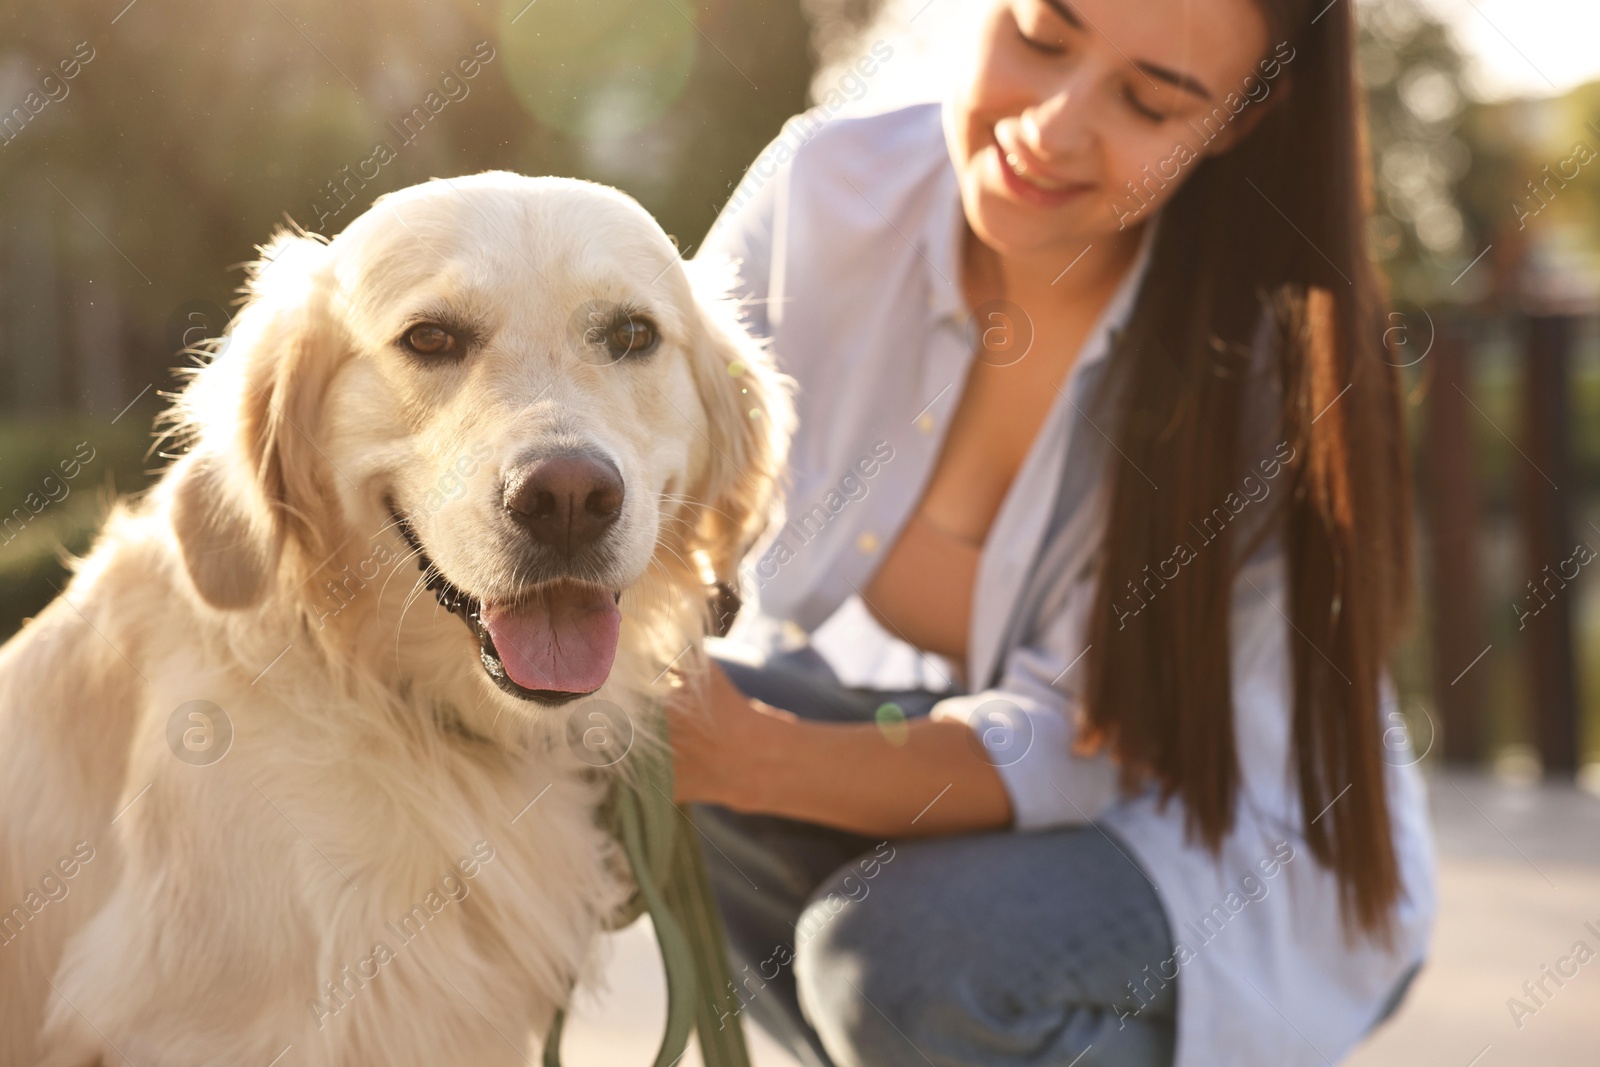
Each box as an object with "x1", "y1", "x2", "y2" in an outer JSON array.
[{"x1": 389, "y1": 503, "x2": 622, "y2": 705}]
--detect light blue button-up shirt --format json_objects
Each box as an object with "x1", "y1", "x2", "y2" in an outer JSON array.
[{"x1": 697, "y1": 100, "x2": 1436, "y2": 1067}]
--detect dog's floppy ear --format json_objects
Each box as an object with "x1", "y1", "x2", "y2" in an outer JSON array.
[
  {"x1": 681, "y1": 285, "x2": 793, "y2": 604},
  {"x1": 169, "y1": 230, "x2": 349, "y2": 611}
]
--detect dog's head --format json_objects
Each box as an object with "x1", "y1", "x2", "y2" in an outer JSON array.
[{"x1": 167, "y1": 172, "x2": 788, "y2": 709}]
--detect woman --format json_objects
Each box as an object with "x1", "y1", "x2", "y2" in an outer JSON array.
[{"x1": 672, "y1": 1, "x2": 1436, "y2": 1065}]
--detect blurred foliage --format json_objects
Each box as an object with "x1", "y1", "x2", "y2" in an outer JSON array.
[
  {"x1": 1459, "y1": 82, "x2": 1600, "y2": 313},
  {"x1": 1357, "y1": 0, "x2": 1478, "y2": 304},
  {"x1": 0, "y1": 417, "x2": 153, "y2": 631},
  {"x1": 1357, "y1": 0, "x2": 1600, "y2": 310},
  {"x1": 0, "y1": 0, "x2": 815, "y2": 408}
]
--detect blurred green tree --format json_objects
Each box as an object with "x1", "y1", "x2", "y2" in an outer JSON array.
[
  {"x1": 1356, "y1": 0, "x2": 1479, "y2": 305},
  {"x1": 0, "y1": 0, "x2": 815, "y2": 416}
]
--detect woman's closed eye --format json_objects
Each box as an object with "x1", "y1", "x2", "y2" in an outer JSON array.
[
  {"x1": 1122, "y1": 87, "x2": 1170, "y2": 123},
  {"x1": 1016, "y1": 25, "x2": 1066, "y2": 56},
  {"x1": 1012, "y1": 15, "x2": 1171, "y2": 123}
]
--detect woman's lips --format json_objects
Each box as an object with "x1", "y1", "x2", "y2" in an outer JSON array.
[{"x1": 988, "y1": 134, "x2": 1093, "y2": 209}]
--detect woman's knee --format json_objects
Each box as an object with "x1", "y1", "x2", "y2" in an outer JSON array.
[
  {"x1": 790, "y1": 835, "x2": 1180, "y2": 1067},
  {"x1": 794, "y1": 916, "x2": 918, "y2": 1067},
  {"x1": 792, "y1": 851, "x2": 936, "y2": 1067}
]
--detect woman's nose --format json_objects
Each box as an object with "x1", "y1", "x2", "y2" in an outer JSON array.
[{"x1": 1021, "y1": 83, "x2": 1094, "y2": 160}]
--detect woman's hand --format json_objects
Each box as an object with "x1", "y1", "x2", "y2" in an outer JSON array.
[
  {"x1": 667, "y1": 658, "x2": 1014, "y2": 837},
  {"x1": 668, "y1": 658, "x2": 789, "y2": 809}
]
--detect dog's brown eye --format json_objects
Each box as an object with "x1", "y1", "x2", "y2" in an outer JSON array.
[
  {"x1": 403, "y1": 323, "x2": 458, "y2": 356},
  {"x1": 607, "y1": 315, "x2": 657, "y2": 359}
]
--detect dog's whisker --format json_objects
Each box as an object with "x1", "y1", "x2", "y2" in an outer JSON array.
[
  {"x1": 650, "y1": 491, "x2": 741, "y2": 527},
  {"x1": 650, "y1": 509, "x2": 699, "y2": 531},
  {"x1": 376, "y1": 544, "x2": 429, "y2": 607},
  {"x1": 641, "y1": 552, "x2": 703, "y2": 620},
  {"x1": 370, "y1": 515, "x2": 408, "y2": 540},
  {"x1": 392, "y1": 570, "x2": 441, "y2": 659}
]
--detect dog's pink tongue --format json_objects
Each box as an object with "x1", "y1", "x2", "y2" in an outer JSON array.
[{"x1": 482, "y1": 585, "x2": 621, "y2": 694}]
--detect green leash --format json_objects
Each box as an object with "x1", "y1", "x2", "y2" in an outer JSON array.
[{"x1": 543, "y1": 732, "x2": 751, "y2": 1067}]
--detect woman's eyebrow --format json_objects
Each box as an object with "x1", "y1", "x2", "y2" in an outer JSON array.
[
  {"x1": 1038, "y1": 0, "x2": 1086, "y2": 30},
  {"x1": 1039, "y1": 0, "x2": 1215, "y2": 101}
]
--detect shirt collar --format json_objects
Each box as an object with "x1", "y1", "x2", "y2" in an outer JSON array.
[{"x1": 922, "y1": 154, "x2": 970, "y2": 326}]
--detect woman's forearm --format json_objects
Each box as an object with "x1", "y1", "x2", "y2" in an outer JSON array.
[{"x1": 699, "y1": 702, "x2": 1014, "y2": 837}]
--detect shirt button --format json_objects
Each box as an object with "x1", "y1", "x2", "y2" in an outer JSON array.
[
  {"x1": 856, "y1": 531, "x2": 880, "y2": 554},
  {"x1": 915, "y1": 412, "x2": 936, "y2": 434}
]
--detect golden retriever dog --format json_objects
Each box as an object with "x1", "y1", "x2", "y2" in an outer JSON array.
[{"x1": 0, "y1": 172, "x2": 788, "y2": 1066}]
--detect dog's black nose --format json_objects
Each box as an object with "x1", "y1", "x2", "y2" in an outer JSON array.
[{"x1": 503, "y1": 454, "x2": 624, "y2": 554}]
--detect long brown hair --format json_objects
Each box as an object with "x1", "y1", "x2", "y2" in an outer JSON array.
[{"x1": 1082, "y1": 0, "x2": 1411, "y2": 938}]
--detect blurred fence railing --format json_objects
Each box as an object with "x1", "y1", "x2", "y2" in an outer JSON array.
[{"x1": 1425, "y1": 310, "x2": 1597, "y2": 778}]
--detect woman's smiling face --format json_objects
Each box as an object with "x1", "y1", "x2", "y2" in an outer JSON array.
[{"x1": 946, "y1": 0, "x2": 1273, "y2": 264}]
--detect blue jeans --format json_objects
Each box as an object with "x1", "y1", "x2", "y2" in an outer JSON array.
[{"x1": 691, "y1": 647, "x2": 1179, "y2": 1067}]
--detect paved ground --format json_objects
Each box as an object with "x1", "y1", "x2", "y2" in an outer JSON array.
[
  {"x1": 565, "y1": 770, "x2": 1600, "y2": 1067},
  {"x1": 1346, "y1": 772, "x2": 1600, "y2": 1067}
]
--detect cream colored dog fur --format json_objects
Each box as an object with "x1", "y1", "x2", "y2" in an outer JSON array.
[{"x1": 0, "y1": 172, "x2": 788, "y2": 1066}]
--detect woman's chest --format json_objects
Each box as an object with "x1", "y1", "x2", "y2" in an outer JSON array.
[
  {"x1": 859, "y1": 349, "x2": 1080, "y2": 663},
  {"x1": 916, "y1": 358, "x2": 1067, "y2": 543}
]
